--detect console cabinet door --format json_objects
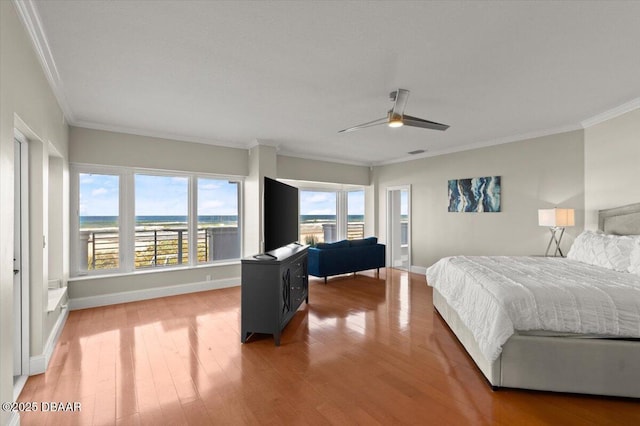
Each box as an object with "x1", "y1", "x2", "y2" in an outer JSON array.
[{"x1": 280, "y1": 266, "x2": 292, "y2": 326}]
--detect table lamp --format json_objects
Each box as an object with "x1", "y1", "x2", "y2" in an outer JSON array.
[{"x1": 538, "y1": 208, "x2": 575, "y2": 257}]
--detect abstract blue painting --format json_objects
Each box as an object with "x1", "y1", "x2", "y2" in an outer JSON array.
[{"x1": 448, "y1": 176, "x2": 501, "y2": 212}]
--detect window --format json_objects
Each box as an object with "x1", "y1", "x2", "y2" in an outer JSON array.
[
  {"x1": 197, "y1": 178, "x2": 240, "y2": 263},
  {"x1": 347, "y1": 190, "x2": 365, "y2": 240},
  {"x1": 135, "y1": 174, "x2": 189, "y2": 268},
  {"x1": 71, "y1": 165, "x2": 242, "y2": 276},
  {"x1": 299, "y1": 188, "x2": 365, "y2": 244},
  {"x1": 300, "y1": 190, "x2": 337, "y2": 244},
  {"x1": 78, "y1": 173, "x2": 120, "y2": 272}
]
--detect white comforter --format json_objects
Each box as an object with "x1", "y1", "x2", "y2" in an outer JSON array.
[{"x1": 426, "y1": 256, "x2": 640, "y2": 362}]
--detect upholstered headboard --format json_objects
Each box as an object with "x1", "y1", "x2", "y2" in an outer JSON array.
[{"x1": 598, "y1": 202, "x2": 640, "y2": 235}]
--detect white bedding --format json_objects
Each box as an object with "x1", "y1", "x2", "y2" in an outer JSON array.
[{"x1": 426, "y1": 256, "x2": 640, "y2": 362}]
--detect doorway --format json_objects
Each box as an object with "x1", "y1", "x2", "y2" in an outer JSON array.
[
  {"x1": 387, "y1": 185, "x2": 411, "y2": 271},
  {"x1": 13, "y1": 133, "x2": 29, "y2": 396}
]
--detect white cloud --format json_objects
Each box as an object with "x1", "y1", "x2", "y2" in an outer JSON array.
[
  {"x1": 199, "y1": 182, "x2": 222, "y2": 191},
  {"x1": 91, "y1": 187, "x2": 108, "y2": 197},
  {"x1": 305, "y1": 193, "x2": 333, "y2": 203}
]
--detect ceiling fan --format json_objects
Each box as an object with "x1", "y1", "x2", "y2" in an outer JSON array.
[{"x1": 338, "y1": 89, "x2": 449, "y2": 133}]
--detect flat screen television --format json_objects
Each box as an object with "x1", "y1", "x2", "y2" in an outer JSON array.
[{"x1": 263, "y1": 177, "x2": 299, "y2": 252}]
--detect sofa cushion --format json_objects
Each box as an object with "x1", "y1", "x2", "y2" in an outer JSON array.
[
  {"x1": 349, "y1": 237, "x2": 378, "y2": 247},
  {"x1": 316, "y1": 240, "x2": 349, "y2": 249}
]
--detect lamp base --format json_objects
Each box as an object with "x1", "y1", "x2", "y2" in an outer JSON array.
[{"x1": 545, "y1": 227, "x2": 566, "y2": 257}]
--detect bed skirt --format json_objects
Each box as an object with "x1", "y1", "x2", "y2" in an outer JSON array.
[{"x1": 433, "y1": 288, "x2": 640, "y2": 398}]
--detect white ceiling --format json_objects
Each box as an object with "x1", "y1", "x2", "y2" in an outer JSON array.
[{"x1": 29, "y1": 0, "x2": 640, "y2": 165}]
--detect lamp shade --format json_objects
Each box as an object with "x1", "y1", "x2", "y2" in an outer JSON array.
[{"x1": 538, "y1": 208, "x2": 575, "y2": 227}]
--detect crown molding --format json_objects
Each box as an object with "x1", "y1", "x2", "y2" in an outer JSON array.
[
  {"x1": 374, "y1": 124, "x2": 582, "y2": 166},
  {"x1": 12, "y1": 0, "x2": 75, "y2": 122},
  {"x1": 580, "y1": 97, "x2": 640, "y2": 129}
]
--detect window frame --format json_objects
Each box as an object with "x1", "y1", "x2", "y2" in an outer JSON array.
[
  {"x1": 298, "y1": 186, "x2": 366, "y2": 243},
  {"x1": 70, "y1": 163, "x2": 243, "y2": 277}
]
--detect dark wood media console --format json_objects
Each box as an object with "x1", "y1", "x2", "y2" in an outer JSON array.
[{"x1": 240, "y1": 244, "x2": 308, "y2": 345}]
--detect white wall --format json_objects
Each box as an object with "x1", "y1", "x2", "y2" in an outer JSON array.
[
  {"x1": 277, "y1": 155, "x2": 370, "y2": 186},
  {"x1": 244, "y1": 144, "x2": 277, "y2": 255},
  {"x1": 1, "y1": 2, "x2": 69, "y2": 423},
  {"x1": 374, "y1": 130, "x2": 585, "y2": 268},
  {"x1": 584, "y1": 108, "x2": 640, "y2": 229},
  {"x1": 70, "y1": 126, "x2": 248, "y2": 175}
]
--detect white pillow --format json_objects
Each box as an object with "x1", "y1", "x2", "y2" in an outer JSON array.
[
  {"x1": 629, "y1": 239, "x2": 640, "y2": 275},
  {"x1": 567, "y1": 230, "x2": 637, "y2": 272}
]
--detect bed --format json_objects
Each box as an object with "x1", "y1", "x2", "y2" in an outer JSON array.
[{"x1": 427, "y1": 202, "x2": 640, "y2": 398}]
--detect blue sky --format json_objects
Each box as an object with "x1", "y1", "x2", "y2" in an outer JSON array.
[
  {"x1": 79, "y1": 173, "x2": 239, "y2": 216},
  {"x1": 80, "y1": 173, "x2": 363, "y2": 217},
  {"x1": 299, "y1": 190, "x2": 364, "y2": 216},
  {"x1": 79, "y1": 173, "x2": 119, "y2": 216}
]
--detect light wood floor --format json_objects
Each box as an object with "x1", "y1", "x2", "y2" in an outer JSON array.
[{"x1": 18, "y1": 269, "x2": 640, "y2": 425}]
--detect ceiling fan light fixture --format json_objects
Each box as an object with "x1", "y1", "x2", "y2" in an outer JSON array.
[
  {"x1": 338, "y1": 89, "x2": 449, "y2": 133},
  {"x1": 388, "y1": 113, "x2": 403, "y2": 128}
]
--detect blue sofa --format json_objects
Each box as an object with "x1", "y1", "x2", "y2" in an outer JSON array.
[{"x1": 307, "y1": 237, "x2": 385, "y2": 283}]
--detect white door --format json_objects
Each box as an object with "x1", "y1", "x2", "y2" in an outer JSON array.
[
  {"x1": 387, "y1": 186, "x2": 411, "y2": 271},
  {"x1": 13, "y1": 138, "x2": 22, "y2": 378},
  {"x1": 13, "y1": 135, "x2": 29, "y2": 386}
]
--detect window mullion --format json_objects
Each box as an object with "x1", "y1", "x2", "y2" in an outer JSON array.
[
  {"x1": 189, "y1": 176, "x2": 198, "y2": 267},
  {"x1": 70, "y1": 165, "x2": 80, "y2": 274},
  {"x1": 337, "y1": 191, "x2": 347, "y2": 240},
  {"x1": 121, "y1": 170, "x2": 135, "y2": 272}
]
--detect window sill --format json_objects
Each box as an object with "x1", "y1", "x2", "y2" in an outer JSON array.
[
  {"x1": 68, "y1": 260, "x2": 240, "y2": 282},
  {"x1": 47, "y1": 287, "x2": 67, "y2": 312}
]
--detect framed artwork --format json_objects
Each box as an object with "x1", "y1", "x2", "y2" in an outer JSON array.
[{"x1": 448, "y1": 176, "x2": 501, "y2": 212}]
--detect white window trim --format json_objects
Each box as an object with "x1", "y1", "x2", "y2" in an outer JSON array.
[
  {"x1": 298, "y1": 186, "x2": 365, "y2": 242},
  {"x1": 70, "y1": 163, "x2": 243, "y2": 277}
]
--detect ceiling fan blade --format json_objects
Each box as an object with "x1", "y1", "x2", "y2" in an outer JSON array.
[
  {"x1": 390, "y1": 88, "x2": 410, "y2": 116},
  {"x1": 402, "y1": 114, "x2": 450, "y2": 131},
  {"x1": 338, "y1": 117, "x2": 387, "y2": 133}
]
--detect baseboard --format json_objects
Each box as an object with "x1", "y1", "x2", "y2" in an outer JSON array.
[
  {"x1": 410, "y1": 265, "x2": 427, "y2": 276},
  {"x1": 30, "y1": 305, "x2": 69, "y2": 375},
  {"x1": 68, "y1": 277, "x2": 240, "y2": 310},
  {"x1": 7, "y1": 411, "x2": 19, "y2": 426}
]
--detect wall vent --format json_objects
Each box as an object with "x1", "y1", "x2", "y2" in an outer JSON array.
[{"x1": 408, "y1": 149, "x2": 426, "y2": 155}]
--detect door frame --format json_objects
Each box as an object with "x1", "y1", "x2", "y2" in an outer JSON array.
[
  {"x1": 386, "y1": 185, "x2": 411, "y2": 271},
  {"x1": 13, "y1": 130, "x2": 30, "y2": 398}
]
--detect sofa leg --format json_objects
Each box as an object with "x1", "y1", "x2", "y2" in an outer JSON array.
[{"x1": 324, "y1": 277, "x2": 327, "y2": 284}]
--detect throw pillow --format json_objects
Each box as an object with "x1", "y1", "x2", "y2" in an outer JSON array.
[{"x1": 567, "y1": 230, "x2": 637, "y2": 272}]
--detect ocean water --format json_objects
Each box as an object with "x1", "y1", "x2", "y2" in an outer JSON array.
[
  {"x1": 80, "y1": 215, "x2": 238, "y2": 229},
  {"x1": 80, "y1": 214, "x2": 367, "y2": 229}
]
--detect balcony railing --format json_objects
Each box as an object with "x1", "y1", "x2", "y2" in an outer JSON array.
[
  {"x1": 299, "y1": 222, "x2": 365, "y2": 245},
  {"x1": 80, "y1": 227, "x2": 239, "y2": 271}
]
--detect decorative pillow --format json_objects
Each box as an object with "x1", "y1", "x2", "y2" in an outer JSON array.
[
  {"x1": 629, "y1": 239, "x2": 640, "y2": 275},
  {"x1": 567, "y1": 230, "x2": 638, "y2": 272}
]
